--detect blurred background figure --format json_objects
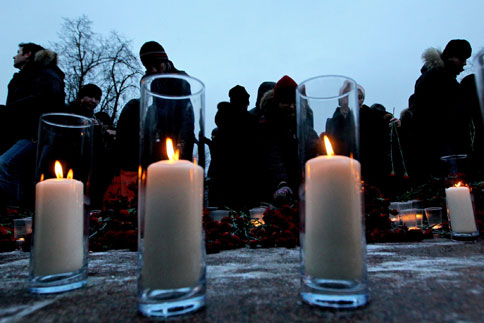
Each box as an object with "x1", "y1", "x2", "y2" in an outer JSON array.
[
  {"x1": 411, "y1": 39, "x2": 472, "y2": 181},
  {"x1": 208, "y1": 85, "x2": 257, "y2": 209}
]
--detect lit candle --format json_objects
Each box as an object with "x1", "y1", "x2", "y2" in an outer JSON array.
[
  {"x1": 142, "y1": 138, "x2": 204, "y2": 290},
  {"x1": 304, "y1": 136, "x2": 363, "y2": 280},
  {"x1": 400, "y1": 210, "x2": 418, "y2": 229},
  {"x1": 415, "y1": 211, "x2": 423, "y2": 228},
  {"x1": 445, "y1": 183, "x2": 477, "y2": 233},
  {"x1": 250, "y1": 207, "x2": 266, "y2": 227},
  {"x1": 33, "y1": 161, "x2": 84, "y2": 276}
]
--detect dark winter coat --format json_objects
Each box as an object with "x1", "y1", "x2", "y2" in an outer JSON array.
[
  {"x1": 208, "y1": 101, "x2": 257, "y2": 208},
  {"x1": 254, "y1": 90, "x2": 319, "y2": 202},
  {"x1": 325, "y1": 107, "x2": 357, "y2": 157},
  {"x1": 117, "y1": 67, "x2": 195, "y2": 172},
  {"x1": 4, "y1": 49, "x2": 65, "y2": 145},
  {"x1": 359, "y1": 105, "x2": 392, "y2": 185},
  {"x1": 66, "y1": 101, "x2": 95, "y2": 119},
  {"x1": 116, "y1": 98, "x2": 140, "y2": 172},
  {"x1": 412, "y1": 48, "x2": 471, "y2": 178},
  {"x1": 143, "y1": 75, "x2": 195, "y2": 166}
]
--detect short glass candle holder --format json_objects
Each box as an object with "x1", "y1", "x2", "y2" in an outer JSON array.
[
  {"x1": 29, "y1": 113, "x2": 93, "y2": 293},
  {"x1": 400, "y1": 209, "x2": 418, "y2": 229},
  {"x1": 137, "y1": 74, "x2": 206, "y2": 317},
  {"x1": 424, "y1": 207, "x2": 443, "y2": 228},
  {"x1": 296, "y1": 75, "x2": 369, "y2": 309}
]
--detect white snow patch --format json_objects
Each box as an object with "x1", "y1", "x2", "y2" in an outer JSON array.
[
  {"x1": 369, "y1": 255, "x2": 484, "y2": 287},
  {"x1": 0, "y1": 259, "x2": 28, "y2": 268},
  {"x1": 0, "y1": 299, "x2": 59, "y2": 323}
]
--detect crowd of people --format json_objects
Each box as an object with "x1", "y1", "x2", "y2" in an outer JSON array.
[{"x1": 0, "y1": 38, "x2": 482, "y2": 213}]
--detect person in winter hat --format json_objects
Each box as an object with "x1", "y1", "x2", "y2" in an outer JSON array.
[
  {"x1": 229, "y1": 85, "x2": 250, "y2": 109},
  {"x1": 208, "y1": 85, "x2": 257, "y2": 209},
  {"x1": 411, "y1": 39, "x2": 472, "y2": 182},
  {"x1": 248, "y1": 81, "x2": 276, "y2": 121},
  {"x1": 255, "y1": 75, "x2": 318, "y2": 205},
  {"x1": 116, "y1": 41, "x2": 193, "y2": 173},
  {"x1": 67, "y1": 83, "x2": 102, "y2": 119}
]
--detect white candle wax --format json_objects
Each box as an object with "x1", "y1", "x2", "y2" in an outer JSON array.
[
  {"x1": 304, "y1": 155, "x2": 363, "y2": 280},
  {"x1": 142, "y1": 159, "x2": 203, "y2": 290},
  {"x1": 445, "y1": 186, "x2": 477, "y2": 233},
  {"x1": 33, "y1": 178, "x2": 84, "y2": 276}
]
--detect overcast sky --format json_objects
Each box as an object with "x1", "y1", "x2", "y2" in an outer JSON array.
[{"x1": 1, "y1": 0, "x2": 483, "y2": 131}]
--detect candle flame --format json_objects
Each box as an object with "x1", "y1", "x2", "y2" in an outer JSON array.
[
  {"x1": 455, "y1": 181, "x2": 463, "y2": 187},
  {"x1": 54, "y1": 161, "x2": 74, "y2": 179},
  {"x1": 55, "y1": 161, "x2": 63, "y2": 179},
  {"x1": 323, "y1": 136, "x2": 334, "y2": 156},
  {"x1": 166, "y1": 138, "x2": 179, "y2": 161},
  {"x1": 40, "y1": 173, "x2": 44, "y2": 182},
  {"x1": 251, "y1": 219, "x2": 265, "y2": 227}
]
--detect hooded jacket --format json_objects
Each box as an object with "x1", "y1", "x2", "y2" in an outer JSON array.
[
  {"x1": 412, "y1": 47, "x2": 470, "y2": 178},
  {"x1": 5, "y1": 49, "x2": 65, "y2": 143}
]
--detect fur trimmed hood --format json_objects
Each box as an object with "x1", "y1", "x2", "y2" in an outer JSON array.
[
  {"x1": 33, "y1": 49, "x2": 58, "y2": 67},
  {"x1": 259, "y1": 89, "x2": 274, "y2": 112},
  {"x1": 421, "y1": 48, "x2": 443, "y2": 73}
]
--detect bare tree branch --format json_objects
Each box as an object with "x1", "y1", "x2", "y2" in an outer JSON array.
[{"x1": 51, "y1": 15, "x2": 142, "y2": 122}]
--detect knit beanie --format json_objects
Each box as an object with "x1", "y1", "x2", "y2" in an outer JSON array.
[
  {"x1": 229, "y1": 85, "x2": 250, "y2": 105},
  {"x1": 273, "y1": 75, "x2": 297, "y2": 103},
  {"x1": 441, "y1": 39, "x2": 472, "y2": 60},
  {"x1": 139, "y1": 41, "x2": 168, "y2": 67},
  {"x1": 78, "y1": 83, "x2": 102, "y2": 100}
]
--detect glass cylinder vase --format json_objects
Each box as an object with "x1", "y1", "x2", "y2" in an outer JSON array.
[
  {"x1": 296, "y1": 75, "x2": 369, "y2": 309},
  {"x1": 474, "y1": 48, "x2": 484, "y2": 113},
  {"x1": 137, "y1": 74, "x2": 206, "y2": 317},
  {"x1": 29, "y1": 113, "x2": 93, "y2": 293}
]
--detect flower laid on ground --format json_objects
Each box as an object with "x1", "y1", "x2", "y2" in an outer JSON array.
[
  {"x1": 2, "y1": 176, "x2": 483, "y2": 254},
  {"x1": 0, "y1": 225, "x2": 16, "y2": 252},
  {"x1": 364, "y1": 184, "x2": 433, "y2": 243},
  {"x1": 89, "y1": 196, "x2": 138, "y2": 252},
  {"x1": 0, "y1": 207, "x2": 33, "y2": 252},
  {"x1": 204, "y1": 203, "x2": 299, "y2": 254}
]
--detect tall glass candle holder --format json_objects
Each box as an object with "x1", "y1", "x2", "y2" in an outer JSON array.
[
  {"x1": 296, "y1": 75, "x2": 369, "y2": 309},
  {"x1": 296, "y1": 75, "x2": 369, "y2": 308},
  {"x1": 29, "y1": 113, "x2": 93, "y2": 293},
  {"x1": 138, "y1": 74, "x2": 206, "y2": 318},
  {"x1": 474, "y1": 48, "x2": 484, "y2": 113}
]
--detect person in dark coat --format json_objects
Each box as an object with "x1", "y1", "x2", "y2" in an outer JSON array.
[
  {"x1": 0, "y1": 42, "x2": 65, "y2": 208},
  {"x1": 66, "y1": 83, "x2": 110, "y2": 209},
  {"x1": 461, "y1": 74, "x2": 484, "y2": 176},
  {"x1": 256, "y1": 75, "x2": 318, "y2": 204},
  {"x1": 360, "y1": 101, "x2": 397, "y2": 189},
  {"x1": 248, "y1": 81, "x2": 276, "y2": 122},
  {"x1": 116, "y1": 41, "x2": 193, "y2": 172},
  {"x1": 325, "y1": 80, "x2": 357, "y2": 157},
  {"x1": 412, "y1": 39, "x2": 472, "y2": 181},
  {"x1": 111, "y1": 41, "x2": 194, "y2": 203},
  {"x1": 208, "y1": 85, "x2": 256, "y2": 209},
  {"x1": 66, "y1": 83, "x2": 102, "y2": 119}
]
